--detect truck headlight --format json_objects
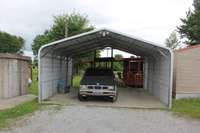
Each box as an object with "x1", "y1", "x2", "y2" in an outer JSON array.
[
  {"x1": 108, "y1": 86, "x2": 114, "y2": 90},
  {"x1": 80, "y1": 85, "x2": 87, "y2": 90}
]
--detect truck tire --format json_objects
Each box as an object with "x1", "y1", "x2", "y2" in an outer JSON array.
[
  {"x1": 111, "y1": 96, "x2": 117, "y2": 102},
  {"x1": 78, "y1": 94, "x2": 86, "y2": 101},
  {"x1": 110, "y1": 93, "x2": 118, "y2": 102},
  {"x1": 111, "y1": 89, "x2": 118, "y2": 102}
]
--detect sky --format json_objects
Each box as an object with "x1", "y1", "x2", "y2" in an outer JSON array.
[{"x1": 0, "y1": 0, "x2": 193, "y2": 57}]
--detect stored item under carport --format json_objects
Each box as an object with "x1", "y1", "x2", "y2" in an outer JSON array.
[
  {"x1": 79, "y1": 68, "x2": 118, "y2": 102},
  {"x1": 123, "y1": 57, "x2": 143, "y2": 87}
]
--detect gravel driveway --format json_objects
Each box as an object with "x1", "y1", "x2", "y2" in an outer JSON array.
[{"x1": 1, "y1": 105, "x2": 200, "y2": 133}]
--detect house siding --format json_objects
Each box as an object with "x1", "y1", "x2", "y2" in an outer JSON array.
[
  {"x1": 0, "y1": 54, "x2": 31, "y2": 99},
  {"x1": 174, "y1": 46, "x2": 200, "y2": 99}
]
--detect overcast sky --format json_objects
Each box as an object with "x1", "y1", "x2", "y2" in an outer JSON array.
[{"x1": 0, "y1": 0, "x2": 193, "y2": 52}]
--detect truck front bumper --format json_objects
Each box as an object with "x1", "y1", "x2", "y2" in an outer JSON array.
[{"x1": 79, "y1": 90, "x2": 117, "y2": 97}]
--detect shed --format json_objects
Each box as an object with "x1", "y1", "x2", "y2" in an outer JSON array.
[
  {"x1": 38, "y1": 29, "x2": 173, "y2": 108},
  {"x1": 173, "y1": 45, "x2": 200, "y2": 99},
  {"x1": 0, "y1": 53, "x2": 31, "y2": 99}
]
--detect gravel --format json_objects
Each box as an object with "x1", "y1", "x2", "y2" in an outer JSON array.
[{"x1": 1, "y1": 105, "x2": 200, "y2": 133}]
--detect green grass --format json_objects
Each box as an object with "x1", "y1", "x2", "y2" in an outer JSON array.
[
  {"x1": 72, "y1": 75, "x2": 81, "y2": 88},
  {"x1": 0, "y1": 67, "x2": 41, "y2": 128},
  {"x1": 0, "y1": 99, "x2": 40, "y2": 128},
  {"x1": 28, "y1": 68, "x2": 38, "y2": 96},
  {"x1": 172, "y1": 98, "x2": 200, "y2": 119}
]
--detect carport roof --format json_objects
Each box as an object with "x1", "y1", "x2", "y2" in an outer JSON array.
[
  {"x1": 39, "y1": 28, "x2": 171, "y2": 58},
  {"x1": 38, "y1": 28, "x2": 173, "y2": 108}
]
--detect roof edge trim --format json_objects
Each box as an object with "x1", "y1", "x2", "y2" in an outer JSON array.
[{"x1": 38, "y1": 28, "x2": 171, "y2": 57}]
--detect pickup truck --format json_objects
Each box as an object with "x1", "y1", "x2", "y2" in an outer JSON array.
[{"x1": 78, "y1": 68, "x2": 118, "y2": 102}]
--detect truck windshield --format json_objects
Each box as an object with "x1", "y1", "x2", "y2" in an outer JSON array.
[{"x1": 84, "y1": 68, "x2": 114, "y2": 77}]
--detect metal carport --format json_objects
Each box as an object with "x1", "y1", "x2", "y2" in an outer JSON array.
[{"x1": 38, "y1": 28, "x2": 173, "y2": 108}]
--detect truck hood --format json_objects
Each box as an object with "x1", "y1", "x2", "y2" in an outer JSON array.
[{"x1": 80, "y1": 76, "x2": 115, "y2": 86}]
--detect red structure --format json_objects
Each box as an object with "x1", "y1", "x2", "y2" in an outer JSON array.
[{"x1": 123, "y1": 57, "x2": 144, "y2": 87}]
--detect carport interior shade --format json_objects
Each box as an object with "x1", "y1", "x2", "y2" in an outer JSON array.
[
  {"x1": 39, "y1": 29, "x2": 172, "y2": 107},
  {"x1": 84, "y1": 68, "x2": 114, "y2": 77},
  {"x1": 80, "y1": 68, "x2": 115, "y2": 85},
  {"x1": 80, "y1": 76, "x2": 115, "y2": 86}
]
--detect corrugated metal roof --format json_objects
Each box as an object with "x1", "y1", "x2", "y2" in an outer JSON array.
[{"x1": 39, "y1": 28, "x2": 171, "y2": 58}]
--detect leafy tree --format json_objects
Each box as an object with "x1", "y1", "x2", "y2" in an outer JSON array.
[
  {"x1": 113, "y1": 54, "x2": 123, "y2": 71},
  {"x1": 32, "y1": 13, "x2": 94, "y2": 55},
  {"x1": 114, "y1": 54, "x2": 123, "y2": 60},
  {"x1": 165, "y1": 31, "x2": 180, "y2": 49},
  {"x1": 177, "y1": 0, "x2": 200, "y2": 45},
  {"x1": 193, "y1": 0, "x2": 200, "y2": 10},
  {"x1": 32, "y1": 31, "x2": 51, "y2": 55},
  {"x1": 0, "y1": 31, "x2": 24, "y2": 53}
]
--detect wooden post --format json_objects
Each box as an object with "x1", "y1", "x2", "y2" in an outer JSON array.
[
  {"x1": 65, "y1": 23, "x2": 68, "y2": 38},
  {"x1": 93, "y1": 50, "x2": 96, "y2": 68},
  {"x1": 111, "y1": 47, "x2": 113, "y2": 70}
]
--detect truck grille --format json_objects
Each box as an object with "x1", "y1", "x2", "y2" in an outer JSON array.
[
  {"x1": 94, "y1": 86, "x2": 101, "y2": 89},
  {"x1": 102, "y1": 86, "x2": 108, "y2": 89},
  {"x1": 87, "y1": 85, "x2": 109, "y2": 90},
  {"x1": 87, "y1": 86, "x2": 93, "y2": 89}
]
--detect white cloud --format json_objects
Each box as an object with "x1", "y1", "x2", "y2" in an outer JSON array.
[{"x1": 0, "y1": 0, "x2": 193, "y2": 51}]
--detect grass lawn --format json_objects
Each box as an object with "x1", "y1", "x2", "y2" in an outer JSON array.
[
  {"x1": 172, "y1": 98, "x2": 200, "y2": 119},
  {"x1": 0, "y1": 67, "x2": 40, "y2": 128},
  {"x1": 28, "y1": 68, "x2": 38, "y2": 96},
  {"x1": 0, "y1": 69, "x2": 82, "y2": 128},
  {"x1": 0, "y1": 99, "x2": 40, "y2": 128}
]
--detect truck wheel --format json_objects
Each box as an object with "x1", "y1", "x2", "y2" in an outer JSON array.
[
  {"x1": 112, "y1": 96, "x2": 117, "y2": 102},
  {"x1": 78, "y1": 94, "x2": 86, "y2": 101},
  {"x1": 111, "y1": 95, "x2": 117, "y2": 102}
]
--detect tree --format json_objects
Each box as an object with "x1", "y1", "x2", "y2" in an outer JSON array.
[
  {"x1": 114, "y1": 54, "x2": 123, "y2": 60},
  {"x1": 0, "y1": 31, "x2": 24, "y2": 53},
  {"x1": 32, "y1": 13, "x2": 94, "y2": 55},
  {"x1": 165, "y1": 31, "x2": 180, "y2": 49},
  {"x1": 113, "y1": 54, "x2": 123, "y2": 71},
  {"x1": 193, "y1": 0, "x2": 200, "y2": 10},
  {"x1": 32, "y1": 31, "x2": 51, "y2": 55},
  {"x1": 177, "y1": 0, "x2": 200, "y2": 45}
]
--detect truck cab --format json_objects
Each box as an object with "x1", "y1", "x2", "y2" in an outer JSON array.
[{"x1": 78, "y1": 68, "x2": 118, "y2": 102}]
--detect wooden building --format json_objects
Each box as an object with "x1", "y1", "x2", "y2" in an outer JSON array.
[
  {"x1": 173, "y1": 45, "x2": 200, "y2": 99},
  {"x1": 0, "y1": 53, "x2": 31, "y2": 99}
]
